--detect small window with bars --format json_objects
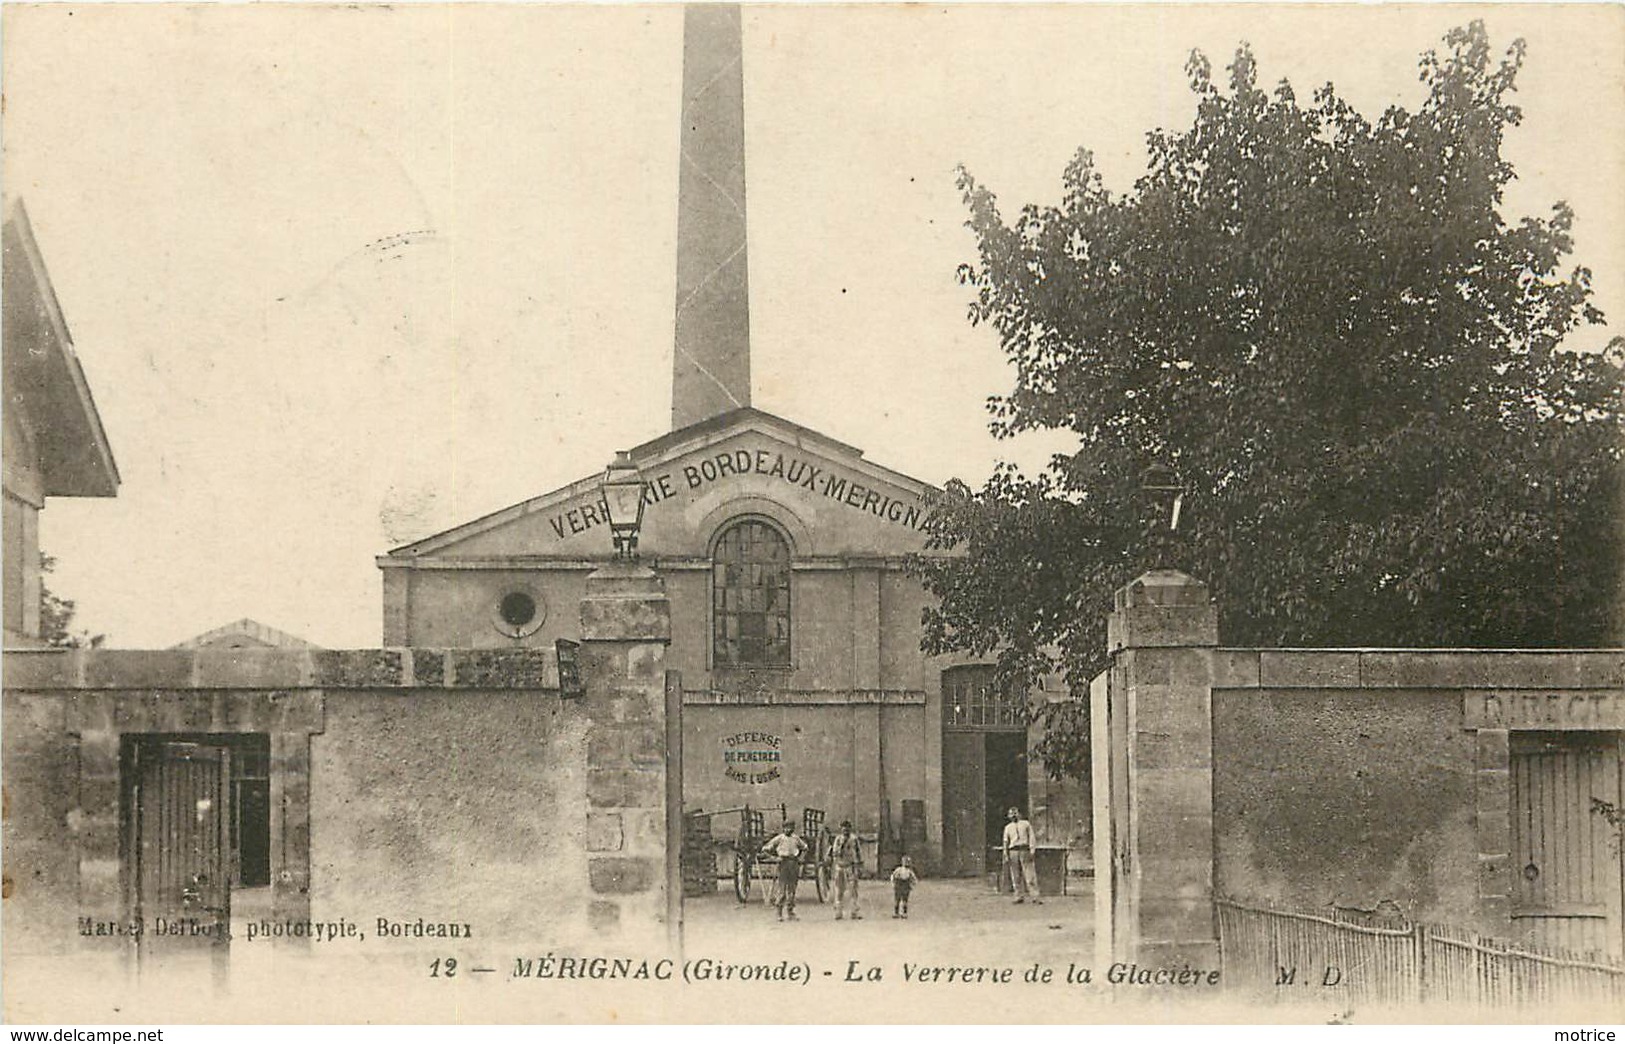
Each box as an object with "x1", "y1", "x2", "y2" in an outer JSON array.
[
  {"x1": 712, "y1": 519, "x2": 791, "y2": 667},
  {"x1": 943, "y1": 666, "x2": 1027, "y2": 728}
]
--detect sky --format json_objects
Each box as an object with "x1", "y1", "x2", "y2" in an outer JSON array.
[{"x1": 4, "y1": 3, "x2": 1622, "y2": 649}]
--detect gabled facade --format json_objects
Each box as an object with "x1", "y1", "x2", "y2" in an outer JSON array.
[
  {"x1": 380, "y1": 408, "x2": 1085, "y2": 871},
  {"x1": 3, "y1": 201, "x2": 120, "y2": 647},
  {"x1": 381, "y1": 407, "x2": 940, "y2": 647}
]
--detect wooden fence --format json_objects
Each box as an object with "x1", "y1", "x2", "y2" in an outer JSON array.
[{"x1": 1217, "y1": 898, "x2": 1624, "y2": 1008}]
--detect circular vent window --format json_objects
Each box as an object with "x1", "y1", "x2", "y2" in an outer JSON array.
[
  {"x1": 492, "y1": 587, "x2": 546, "y2": 639},
  {"x1": 500, "y1": 592, "x2": 536, "y2": 627}
]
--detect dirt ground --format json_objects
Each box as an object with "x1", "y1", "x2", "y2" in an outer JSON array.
[{"x1": 683, "y1": 872, "x2": 1097, "y2": 971}]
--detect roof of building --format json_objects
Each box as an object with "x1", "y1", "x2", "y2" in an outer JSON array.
[
  {"x1": 2, "y1": 200, "x2": 120, "y2": 497},
  {"x1": 383, "y1": 406, "x2": 941, "y2": 559},
  {"x1": 630, "y1": 407, "x2": 863, "y2": 461},
  {"x1": 171, "y1": 618, "x2": 322, "y2": 650}
]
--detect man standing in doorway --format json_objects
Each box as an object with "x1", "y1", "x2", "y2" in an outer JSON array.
[
  {"x1": 1003, "y1": 807, "x2": 1041, "y2": 904},
  {"x1": 829, "y1": 820, "x2": 864, "y2": 921}
]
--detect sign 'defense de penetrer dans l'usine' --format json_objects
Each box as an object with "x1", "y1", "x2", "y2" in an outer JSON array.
[{"x1": 723, "y1": 731, "x2": 783, "y2": 785}]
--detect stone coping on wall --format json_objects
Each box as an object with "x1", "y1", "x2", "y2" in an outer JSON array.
[
  {"x1": 2, "y1": 647, "x2": 561, "y2": 692},
  {"x1": 1210, "y1": 648, "x2": 1625, "y2": 690},
  {"x1": 374, "y1": 554, "x2": 935, "y2": 572},
  {"x1": 683, "y1": 688, "x2": 926, "y2": 705}
]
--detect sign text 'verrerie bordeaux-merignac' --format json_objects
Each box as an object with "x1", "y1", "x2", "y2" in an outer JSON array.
[{"x1": 548, "y1": 447, "x2": 937, "y2": 542}]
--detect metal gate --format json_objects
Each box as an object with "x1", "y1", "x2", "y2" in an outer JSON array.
[
  {"x1": 128, "y1": 739, "x2": 233, "y2": 963},
  {"x1": 1510, "y1": 731, "x2": 1624, "y2": 958}
]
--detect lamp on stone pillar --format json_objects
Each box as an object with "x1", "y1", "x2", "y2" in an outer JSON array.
[
  {"x1": 1138, "y1": 462, "x2": 1184, "y2": 569},
  {"x1": 578, "y1": 458, "x2": 673, "y2": 948},
  {"x1": 600, "y1": 451, "x2": 647, "y2": 561},
  {"x1": 1098, "y1": 464, "x2": 1219, "y2": 971}
]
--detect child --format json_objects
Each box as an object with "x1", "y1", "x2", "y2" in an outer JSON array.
[{"x1": 890, "y1": 855, "x2": 919, "y2": 918}]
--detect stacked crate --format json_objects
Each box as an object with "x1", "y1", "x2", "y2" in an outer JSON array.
[{"x1": 682, "y1": 811, "x2": 717, "y2": 896}]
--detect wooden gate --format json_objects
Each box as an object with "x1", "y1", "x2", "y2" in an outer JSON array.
[
  {"x1": 129, "y1": 739, "x2": 233, "y2": 962},
  {"x1": 1510, "y1": 732, "x2": 1624, "y2": 958}
]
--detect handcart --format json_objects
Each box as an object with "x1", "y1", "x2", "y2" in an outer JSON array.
[{"x1": 693, "y1": 804, "x2": 832, "y2": 905}]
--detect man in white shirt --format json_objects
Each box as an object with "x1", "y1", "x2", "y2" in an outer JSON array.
[
  {"x1": 761, "y1": 821, "x2": 808, "y2": 921},
  {"x1": 1001, "y1": 807, "x2": 1042, "y2": 904},
  {"x1": 828, "y1": 820, "x2": 864, "y2": 921}
]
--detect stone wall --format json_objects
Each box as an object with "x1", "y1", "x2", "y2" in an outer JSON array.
[
  {"x1": 2, "y1": 593, "x2": 673, "y2": 1018},
  {"x1": 1092, "y1": 569, "x2": 1625, "y2": 966},
  {"x1": 1209, "y1": 649, "x2": 1625, "y2": 938}
]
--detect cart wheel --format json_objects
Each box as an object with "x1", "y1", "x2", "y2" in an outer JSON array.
[
  {"x1": 814, "y1": 862, "x2": 831, "y2": 904},
  {"x1": 734, "y1": 855, "x2": 752, "y2": 904}
]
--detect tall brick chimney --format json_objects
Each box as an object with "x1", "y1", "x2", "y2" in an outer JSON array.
[{"x1": 671, "y1": 4, "x2": 752, "y2": 431}]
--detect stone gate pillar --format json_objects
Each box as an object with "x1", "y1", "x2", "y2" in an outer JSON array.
[
  {"x1": 579, "y1": 561, "x2": 671, "y2": 941},
  {"x1": 1094, "y1": 569, "x2": 1219, "y2": 970}
]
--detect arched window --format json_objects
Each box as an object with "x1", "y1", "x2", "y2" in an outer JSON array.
[{"x1": 712, "y1": 518, "x2": 791, "y2": 667}]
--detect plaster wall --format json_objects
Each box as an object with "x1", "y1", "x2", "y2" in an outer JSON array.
[
  {"x1": 662, "y1": 569, "x2": 709, "y2": 678},
  {"x1": 4, "y1": 492, "x2": 41, "y2": 641},
  {"x1": 389, "y1": 565, "x2": 940, "y2": 697},
  {"x1": 1212, "y1": 686, "x2": 1479, "y2": 925},
  {"x1": 681, "y1": 703, "x2": 926, "y2": 833},
  {"x1": 682, "y1": 704, "x2": 863, "y2": 827},
  {"x1": 880, "y1": 574, "x2": 933, "y2": 691},
  {"x1": 0, "y1": 690, "x2": 76, "y2": 955},
  {"x1": 2, "y1": 394, "x2": 43, "y2": 504},
  {"x1": 879, "y1": 703, "x2": 929, "y2": 831},
  {"x1": 309, "y1": 690, "x2": 592, "y2": 945},
  {"x1": 0, "y1": 685, "x2": 596, "y2": 950},
  {"x1": 1095, "y1": 580, "x2": 1625, "y2": 966},
  {"x1": 4, "y1": 404, "x2": 45, "y2": 643},
  {"x1": 392, "y1": 568, "x2": 591, "y2": 649}
]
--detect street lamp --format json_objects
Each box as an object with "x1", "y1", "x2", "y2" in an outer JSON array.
[
  {"x1": 600, "y1": 451, "x2": 647, "y2": 561},
  {"x1": 1139, "y1": 462, "x2": 1184, "y2": 567}
]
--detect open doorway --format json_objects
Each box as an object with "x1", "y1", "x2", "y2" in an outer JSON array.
[{"x1": 940, "y1": 666, "x2": 1029, "y2": 876}]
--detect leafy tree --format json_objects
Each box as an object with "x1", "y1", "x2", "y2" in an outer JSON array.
[
  {"x1": 39, "y1": 553, "x2": 104, "y2": 649},
  {"x1": 914, "y1": 23, "x2": 1625, "y2": 780}
]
